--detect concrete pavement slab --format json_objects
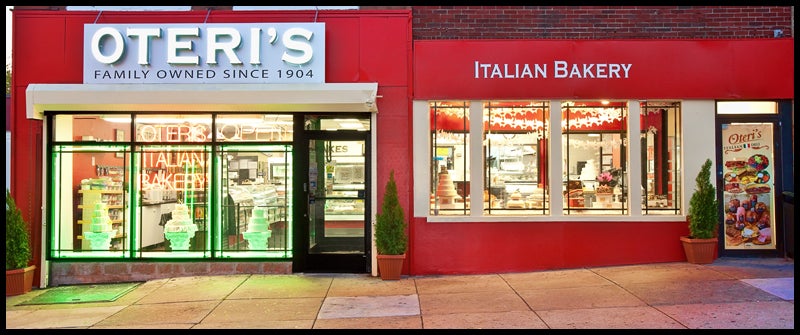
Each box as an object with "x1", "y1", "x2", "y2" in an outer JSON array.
[
  {"x1": 501, "y1": 268, "x2": 615, "y2": 290},
  {"x1": 656, "y1": 301, "x2": 795, "y2": 329},
  {"x1": 312, "y1": 315, "x2": 423, "y2": 329},
  {"x1": 202, "y1": 297, "x2": 323, "y2": 323},
  {"x1": 414, "y1": 274, "x2": 511, "y2": 294},
  {"x1": 709, "y1": 257, "x2": 795, "y2": 279},
  {"x1": 193, "y1": 320, "x2": 314, "y2": 329},
  {"x1": 741, "y1": 277, "x2": 794, "y2": 300},
  {"x1": 419, "y1": 290, "x2": 529, "y2": 315},
  {"x1": 92, "y1": 300, "x2": 218, "y2": 327},
  {"x1": 227, "y1": 274, "x2": 331, "y2": 299},
  {"x1": 517, "y1": 284, "x2": 647, "y2": 310},
  {"x1": 621, "y1": 279, "x2": 784, "y2": 305},
  {"x1": 537, "y1": 306, "x2": 686, "y2": 329},
  {"x1": 6, "y1": 305, "x2": 126, "y2": 329},
  {"x1": 421, "y1": 310, "x2": 549, "y2": 329},
  {"x1": 327, "y1": 275, "x2": 417, "y2": 297},
  {"x1": 591, "y1": 262, "x2": 734, "y2": 285},
  {"x1": 135, "y1": 275, "x2": 247, "y2": 304},
  {"x1": 318, "y1": 294, "x2": 419, "y2": 319}
]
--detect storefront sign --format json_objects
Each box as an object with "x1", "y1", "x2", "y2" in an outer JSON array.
[
  {"x1": 474, "y1": 61, "x2": 632, "y2": 79},
  {"x1": 415, "y1": 40, "x2": 794, "y2": 99},
  {"x1": 84, "y1": 23, "x2": 325, "y2": 84}
]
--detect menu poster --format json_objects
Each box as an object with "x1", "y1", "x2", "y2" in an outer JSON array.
[{"x1": 720, "y1": 123, "x2": 776, "y2": 250}]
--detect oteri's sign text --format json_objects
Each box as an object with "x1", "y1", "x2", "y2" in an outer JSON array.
[
  {"x1": 84, "y1": 23, "x2": 325, "y2": 84},
  {"x1": 474, "y1": 61, "x2": 632, "y2": 79}
]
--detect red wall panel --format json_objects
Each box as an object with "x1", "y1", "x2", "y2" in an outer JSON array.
[{"x1": 410, "y1": 217, "x2": 689, "y2": 275}]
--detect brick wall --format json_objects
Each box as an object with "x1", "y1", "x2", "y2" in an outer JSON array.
[
  {"x1": 48, "y1": 261, "x2": 292, "y2": 286},
  {"x1": 410, "y1": 6, "x2": 794, "y2": 39}
]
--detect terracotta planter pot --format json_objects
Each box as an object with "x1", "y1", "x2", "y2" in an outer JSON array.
[
  {"x1": 6, "y1": 265, "x2": 36, "y2": 296},
  {"x1": 376, "y1": 254, "x2": 405, "y2": 280},
  {"x1": 680, "y1": 236, "x2": 718, "y2": 264}
]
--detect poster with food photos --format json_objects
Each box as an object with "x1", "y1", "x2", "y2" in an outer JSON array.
[{"x1": 721, "y1": 123, "x2": 775, "y2": 250}]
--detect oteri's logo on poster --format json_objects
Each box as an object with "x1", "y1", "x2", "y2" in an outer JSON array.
[{"x1": 84, "y1": 23, "x2": 325, "y2": 84}]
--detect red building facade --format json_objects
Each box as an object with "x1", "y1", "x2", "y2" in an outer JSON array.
[{"x1": 9, "y1": 6, "x2": 793, "y2": 288}]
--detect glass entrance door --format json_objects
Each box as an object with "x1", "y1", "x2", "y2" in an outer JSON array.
[{"x1": 302, "y1": 126, "x2": 371, "y2": 272}]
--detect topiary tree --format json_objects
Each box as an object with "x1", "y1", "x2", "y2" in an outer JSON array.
[
  {"x1": 6, "y1": 190, "x2": 32, "y2": 270},
  {"x1": 375, "y1": 170, "x2": 407, "y2": 255},
  {"x1": 687, "y1": 159, "x2": 719, "y2": 239}
]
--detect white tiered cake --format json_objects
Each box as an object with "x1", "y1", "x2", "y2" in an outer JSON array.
[
  {"x1": 89, "y1": 202, "x2": 113, "y2": 233},
  {"x1": 435, "y1": 166, "x2": 459, "y2": 205},
  {"x1": 164, "y1": 204, "x2": 197, "y2": 234},
  {"x1": 247, "y1": 207, "x2": 272, "y2": 233}
]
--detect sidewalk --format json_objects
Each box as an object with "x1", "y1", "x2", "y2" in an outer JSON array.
[{"x1": 5, "y1": 257, "x2": 794, "y2": 329}]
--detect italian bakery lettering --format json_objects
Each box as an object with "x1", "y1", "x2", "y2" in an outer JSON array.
[
  {"x1": 473, "y1": 61, "x2": 632, "y2": 79},
  {"x1": 84, "y1": 23, "x2": 325, "y2": 84},
  {"x1": 140, "y1": 151, "x2": 208, "y2": 192}
]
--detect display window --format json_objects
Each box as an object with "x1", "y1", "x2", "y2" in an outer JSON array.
[
  {"x1": 640, "y1": 102, "x2": 682, "y2": 215},
  {"x1": 562, "y1": 101, "x2": 629, "y2": 215},
  {"x1": 50, "y1": 145, "x2": 131, "y2": 258},
  {"x1": 48, "y1": 113, "x2": 294, "y2": 260},
  {"x1": 430, "y1": 101, "x2": 471, "y2": 215},
  {"x1": 484, "y1": 101, "x2": 550, "y2": 215},
  {"x1": 429, "y1": 101, "x2": 551, "y2": 216},
  {"x1": 419, "y1": 99, "x2": 684, "y2": 219},
  {"x1": 217, "y1": 145, "x2": 293, "y2": 258}
]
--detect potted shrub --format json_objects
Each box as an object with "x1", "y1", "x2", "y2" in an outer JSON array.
[
  {"x1": 681, "y1": 159, "x2": 719, "y2": 264},
  {"x1": 6, "y1": 190, "x2": 36, "y2": 295},
  {"x1": 374, "y1": 170, "x2": 408, "y2": 280}
]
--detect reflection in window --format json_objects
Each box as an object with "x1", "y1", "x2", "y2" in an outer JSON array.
[
  {"x1": 50, "y1": 146, "x2": 130, "y2": 258},
  {"x1": 430, "y1": 101, "x2": 470, "y2": 215},
  {"x1": 562, "y1": 101, "x2": 628, "y2": 215},
  {"x1": 217, "y1": 114, "x2": 294, "y2": 142},
  {"x1": 641, "y1": 101, "x2": 682, "y2": 215},
  {"x1": 136, "y1": 146, "x2": 211, "y2": 257},
  {"x1": 484, "y1": 101, "x2": 549, "y2": 214},
  {"x1": 49, "y1": 113, "x2": 295, "y2": 260},
  {"x1": 218, "y1": 146, "x2": 293, "y2": 258}
]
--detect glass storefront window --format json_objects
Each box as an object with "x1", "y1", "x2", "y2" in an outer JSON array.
[
  {"x1": 135, "y1": 145, "x2": 211, "y2": 258},
  {"x1": 304, "y1": 115, "x2": 371, "y2": 131},
  {"x1": 54, "y1": 114, "x2": 133, "y2": 142},
  {"x1": 562, "y1": 101, "x2": 628, "y2": 215},
  {"x1": 640, "y1": 101, "x2": 682, "y2": 215},
  {"x1": 217, "y1": 114, "x2": 294, "y2": 142},
  {"x1": 484, "y1": 101, "x2": 550, "y2": 215},
  {"x1": 217, "y1": 145, "x2": 293, "y2": 258},
  {"x1": 50, "y1": 145, "x2": 130, "y2": 258},
  {"x1": 430, "y1": 101, "x2": 470, "y2": 215},
  {"x1": 135, "y1": 114, "x2": 212, "y2": 143},
  {"x1": 49, "y1": 113, "x2": 294, "y2": 260}
]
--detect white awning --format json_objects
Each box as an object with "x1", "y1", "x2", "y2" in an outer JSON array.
[{"x1": 26, "y1": 82, "x2": 378, "y2": 120}]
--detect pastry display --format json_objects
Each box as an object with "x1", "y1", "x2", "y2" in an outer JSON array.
[{"x1": 506, "y1": 190, "x2": 525, "y2": 209}]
